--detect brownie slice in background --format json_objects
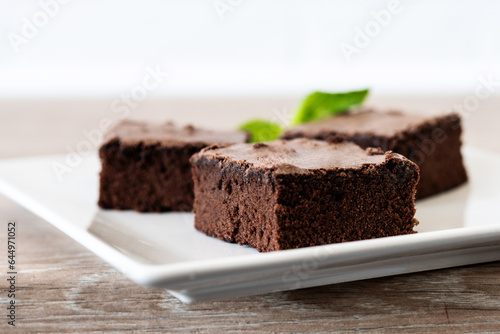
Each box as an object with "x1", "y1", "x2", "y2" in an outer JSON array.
[
  {"x1": 98, "y1": 120, "x2": 248, "y2": 212},
  {"x1": 282, "y1": 110, "x2": 467, "y2": 199},
  {"x1": 190, "y1": 139, "x2": 419, "y2": 252}
]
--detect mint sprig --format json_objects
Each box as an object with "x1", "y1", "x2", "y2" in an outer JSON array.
[
  {"x1": 292, "y1": 89, "x2": 369, "y2": 125},
  {"x1": 239, "y1": 119, "x2": 283, "y2": 143},
  {"x1": 238, "y1": 89, "x2": 369, "y2": 143}
]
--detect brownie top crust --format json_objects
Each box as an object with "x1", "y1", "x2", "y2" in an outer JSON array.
[
  {"x1": 194, "y1": 138, "x2": 407, "y2": 174},
  {"x1": 283, "y1": 110, "x2": 460, "y2": 138},
  {"x1": 103, "y1": 120, "x2": 248, "y2": 147}
]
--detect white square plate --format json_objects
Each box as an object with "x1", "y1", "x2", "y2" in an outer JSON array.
[{"x1": 0, "y1": 147, "x2": 499, "y2": 303}]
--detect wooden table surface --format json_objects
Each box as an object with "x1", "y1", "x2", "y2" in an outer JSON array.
[{"x1": 1, "y1": 96, "x2": 499, "y2": 333}]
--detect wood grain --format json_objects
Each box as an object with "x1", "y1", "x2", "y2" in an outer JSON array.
[{"x1": 1, "y1": 97, "x2": 499, "y2": 333}]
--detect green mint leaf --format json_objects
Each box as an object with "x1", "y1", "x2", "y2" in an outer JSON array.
[
  {"x1": 292, "y1": 89, "x2": 369, "y2": 125},
  {"x1": 239, "y1": 119, "x2": 283, "y2": 143}
]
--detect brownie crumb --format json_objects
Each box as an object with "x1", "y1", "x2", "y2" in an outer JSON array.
[
  {"x1": 366, "y1": 147, "x2": 384, "y2": 155},
  {"x1": 253, "y1": 143, "x2": 269, "y2": 149},
  {"x1": 326, "y1": 136, "x2": 345, "y2": 144},
  {"x1": 183, "y1": 124, "x2": 196, "y2": 134},
  {"x1": 202, "y1": 144, "x2": 223, "y2": 152}
]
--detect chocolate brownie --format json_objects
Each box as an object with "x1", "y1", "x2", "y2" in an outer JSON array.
[
  {"x1": 98, "y1": 120, "x2": 248, "y2": 212},
  {"x1": 190, "y1": 139, "x2": 419, "y2": 252},
  {"x1": 282, "y1": 110, "x2": 467, "y2": 199}
]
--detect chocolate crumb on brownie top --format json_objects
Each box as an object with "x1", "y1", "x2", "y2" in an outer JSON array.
[
  {"x1": 200, "y1": 139, "x2": 389, "y2": 173},
  {"x1": 103, "y1": 120, "x2": 248, "y2": 147}
]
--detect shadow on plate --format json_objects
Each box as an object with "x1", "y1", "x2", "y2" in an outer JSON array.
[{"x1": 415, "y1": 183, "x2": 470, "y2": 233}]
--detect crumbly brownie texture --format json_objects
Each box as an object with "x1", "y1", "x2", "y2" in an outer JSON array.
[
  {"x1": 282, "y1": 110, "x2": 467, "y2": 199},
  {"x1": 98, "y1": 120, "x2": 248, "y2": 212},
  {"x1": 190, "y1": 139, "x2": 419, "y2": 252}
]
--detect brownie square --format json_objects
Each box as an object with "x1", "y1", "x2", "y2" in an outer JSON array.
[
  {"x1": 190, "y1": 139, "x2": 419, "y2": 252},
  {"x1": 98, "y1": 120, "x2": 248, "y2": 212},
  {"x1": 282, "y1": 110, "x2": 467, "y2": 199}
]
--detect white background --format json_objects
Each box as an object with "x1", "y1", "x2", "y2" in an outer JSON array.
[{"x1": 1, "y1": 0, "x2": 500, "y2": 98}]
